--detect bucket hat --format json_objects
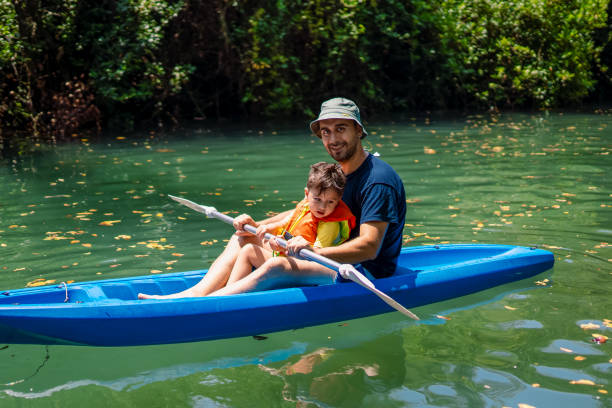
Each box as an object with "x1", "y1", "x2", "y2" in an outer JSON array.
[{"x1": 310, "y1": 97, "x2": 367, "y2": 138}]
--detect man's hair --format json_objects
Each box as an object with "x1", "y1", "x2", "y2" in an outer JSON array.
[{"x1": 307, "y1": 162, "x2": 346, "y2": 196}]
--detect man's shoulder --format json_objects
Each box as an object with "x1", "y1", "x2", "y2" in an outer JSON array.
[{"x1": 367, "y1": 155, "x2": 403, "y2": 185}]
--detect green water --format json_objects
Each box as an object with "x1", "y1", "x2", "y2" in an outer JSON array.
[{"x1": 0, "y1": 111, "x2": 610, "y2": 407}]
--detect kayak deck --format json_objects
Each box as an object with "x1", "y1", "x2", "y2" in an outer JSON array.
[{"x1": 0, "y1": 244, "x2": 554, "y2": 346}]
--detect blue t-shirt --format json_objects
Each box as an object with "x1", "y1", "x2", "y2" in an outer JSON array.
[{"x1": 342, "y1": 153, "x2": 406, "y2": 278}]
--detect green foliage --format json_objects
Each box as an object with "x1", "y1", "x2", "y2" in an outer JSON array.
[
  {"x1": 231, "y1": 0, "x2": 449, "y2": 115},
  {"x1": 0, "y1": 0, "x2": 610, "y2": 143},
  {"x1": 439, "y1": 0, "x2": 610, "y2": 108},
  {"x1": 71, "y1": 0, "x2": 192, "y2": 118}
]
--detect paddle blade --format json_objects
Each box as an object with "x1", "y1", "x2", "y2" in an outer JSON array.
[
  {"x1": 168, "y1": 195, "x2": 216, "y2": 217},
  {"x1": 338, "y1": 264, "x2": 419, "y2": 320}
]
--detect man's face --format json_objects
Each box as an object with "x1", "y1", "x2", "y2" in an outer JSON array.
[{"x1": 318, "y1": 119, "x2": 362, "y2": 163}]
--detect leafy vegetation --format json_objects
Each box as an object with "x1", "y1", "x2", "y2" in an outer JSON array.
[{"x1": 0, "y1": 0, "x2": 610, "y2": 143}]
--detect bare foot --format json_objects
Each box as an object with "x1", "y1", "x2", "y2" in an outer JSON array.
[
  {"x1": 137, "y1": 291, "x2": 194, "y2": 300},
  {"x1": 138, "y1": 293, "x2": 165, "y2": 300}
]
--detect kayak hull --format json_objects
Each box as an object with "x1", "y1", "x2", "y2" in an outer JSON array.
[{"x1": 0, "y1": 244, "x2": 554, "y2": 346}]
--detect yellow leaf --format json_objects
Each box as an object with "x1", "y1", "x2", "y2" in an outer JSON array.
[
  {"x1": 504, "y1": 305, "x2": 517, "y2": 311},
  {"x1": 560, "y1": 347, "x2": 573, "y2": 353},
  {"x1": 570, "y1": 379, "x2": 596, "y2": 386},
  {"x1": 580, "y1": 323, "x2": 600, "y2": 330},
  {"x1": 99, "y1": 220, "x2": 121, "y2": 226},
  {"x1": 82, "y1": 243, "x2": 92, "y2": 248},
  {"x1": 518, "y1": 404, "x2": 536, "y2": 408},
  {"x1": 171, "y1": 253, "x2": 184, "y2": 257},
  {"x1": 424, "y1": 147, "x2": 436, "y2": 154},
  {"x1": 150, "y1": 269, "x2": 163, "y2": 274},
  {"x1": 114, "y1": 235, "x2": 132, "y2": 240},
  {"x1": 574, "y1": 356, "x2": 586, "y2": 361},
  {"x1": 592, "y1": 333, "x2": 609, "y2": 340},
  {"x1": 26, "y1": 279, "x2": 56, "y2": 287},
  {"x1": 599, "y1": 390, "x2": 608, "y2": 394}
]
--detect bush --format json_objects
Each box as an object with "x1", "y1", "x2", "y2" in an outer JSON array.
[{"x1": 439, "y1": 0, "x2": 610, "y2": 109}]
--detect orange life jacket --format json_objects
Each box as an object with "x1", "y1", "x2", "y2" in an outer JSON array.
[{"x1": 280, "y1": 199, "x2": 356, "y2": 246}]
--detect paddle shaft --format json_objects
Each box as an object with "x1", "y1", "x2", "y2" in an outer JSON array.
[{"x1": 213, "y1": 211, "x2": 344, "y2": 271}]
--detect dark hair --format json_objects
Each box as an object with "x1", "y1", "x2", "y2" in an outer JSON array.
[{"x1": 307, "y1": 162, "x2": 346, "y2": 196}]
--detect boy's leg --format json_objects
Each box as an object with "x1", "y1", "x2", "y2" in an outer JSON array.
[
  {"x1": 208, "y1": 257, "x2": 337, "y2": 296},
  {"x1": 138, "y1": 233, "x2": 262, "y2": 299},
  {"x1": 226, "y1": 243, "x2": 273, "y2": 284}
]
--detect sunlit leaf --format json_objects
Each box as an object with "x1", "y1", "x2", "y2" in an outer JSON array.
[
  {"x1": 26, "y1": 279, "x2": 56, "y2": 287},
  {"x1": 569, "y1": 379, "x2": 596, "y2": 386},
  {"x1": 99, "y1": 220, "x2": 121, "y2": 226}
]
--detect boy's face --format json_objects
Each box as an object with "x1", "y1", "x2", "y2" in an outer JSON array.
[{"x1": 305, "y1": 187, "x2": 341, "y2": 219}]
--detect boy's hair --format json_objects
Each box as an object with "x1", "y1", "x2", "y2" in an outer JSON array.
[{"x1": 307, "y1": 162, "x2": 346, "y2": 196}]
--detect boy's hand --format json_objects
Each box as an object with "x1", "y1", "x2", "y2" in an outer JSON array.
[
  {"x1": 286, "y1": 236, "x2": 312, "y2": 258},
  {"x1": 233, "y1": 214, "x2": 257, "y2": 236},
  {"x1": 255, "y1": 225, "x2": 270, "y2": 241}
]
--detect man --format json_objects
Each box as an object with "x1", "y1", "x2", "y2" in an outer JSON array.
[
  {"x1": 307, "y1": 97, "x2": 406, "y2": 279},
  {"x1": 138, "y1": 97, "x2": 406, "y2": 298}
]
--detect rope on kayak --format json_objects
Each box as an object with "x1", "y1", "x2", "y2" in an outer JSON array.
[{"x1": 60, "y1": 282, "x2": 68, "y2": 303}]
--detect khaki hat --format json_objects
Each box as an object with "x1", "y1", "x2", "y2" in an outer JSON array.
[{"x1": 310, "y1": 97, "x2": 367, "y2": 138}]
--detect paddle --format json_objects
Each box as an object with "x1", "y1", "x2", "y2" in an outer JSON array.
[{"x1": 169, "y1": 195, "x2": 420, "y2": 320}]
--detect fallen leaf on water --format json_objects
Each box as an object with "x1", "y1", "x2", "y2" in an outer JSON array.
[
  {"x1": 518, "y1": 403, "x2": 536, "y2": 408},
  {"x1": 580, "y1": 322, "x2": 600, "y2": 330},
  {"x1": 436, "y1": 315, "x2": 451, "y2": 320},
  {"x1": 504, "y1": 305, "x2": 517, "y2": 311},
  {"x1": 574, "y1": 356, "x2": 586, "y2": 361},
  {"x1": 99, "y1": 220, "x2": 121, "y2": 226},
  {"x1": 570, "y1": 379, "x2": 596, "y2": 386},
  {"x1": 531, "y1": 383, "x2": 540, "y2": 388},
  {"x1": 560, "y1": 347, "x2": 573, "y2": 353},
  {"x1": 171, "y1": 253, "x2": 184, "y2": 257},
  {"x1": 150, "y1": 270, "x2": 163, "y2": 274},
  {"x1": 26, "y1": 279, "x2": 56, "y2": 287},
  {"x1": 424, "y1": 147, "x2": 437, "y2": 154},
  {"x1": 114, "y1": 235, "x2": 132, "y2": 240},
  {"x1": 82, "y1": 243, "x2": 92, "y2": 248},
  {"x1": 599, "y1": 390, "x2": 608, "y2": 394}
]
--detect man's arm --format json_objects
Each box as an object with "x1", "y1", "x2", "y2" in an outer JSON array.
[{"x1": 316, "y1": 221, "x2": 388, "y2": 264}]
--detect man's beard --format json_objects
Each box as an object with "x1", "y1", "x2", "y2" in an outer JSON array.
[{"x1": 327, "y1": 140, "x2": 359, "y2": 163}]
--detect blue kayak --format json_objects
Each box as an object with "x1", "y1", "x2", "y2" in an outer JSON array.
[{"x1": 0, "y1": 244, "x2": 553, "y2": 347}]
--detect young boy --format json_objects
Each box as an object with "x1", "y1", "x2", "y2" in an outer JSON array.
[
  {"x1": 219, "y1": 162, "x2": 356, "y2": 290},
  {"x1": 138, "y1": 162, "x2": 355, "y2": 299}
]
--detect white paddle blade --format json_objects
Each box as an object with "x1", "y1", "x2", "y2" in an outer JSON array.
[{"x1": 339, "y1": 264, "x2": 419, "y2": 320}]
